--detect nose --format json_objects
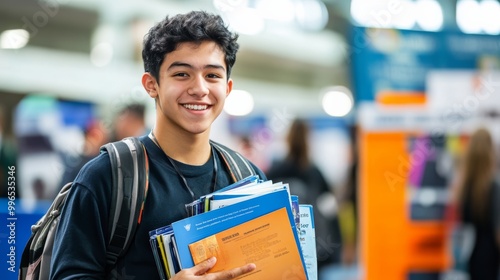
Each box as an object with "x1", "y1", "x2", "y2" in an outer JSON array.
[{"x1": 188, "y1": 75, "x2": 209, "y2": 97}]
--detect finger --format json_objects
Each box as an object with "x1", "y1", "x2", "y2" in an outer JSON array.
[
  {"x1": 192, "y1": 256, "x2": 217, "y2": 275},
  {"x1": 211, "y1": 263, "x2": 256, "y2": 280}
]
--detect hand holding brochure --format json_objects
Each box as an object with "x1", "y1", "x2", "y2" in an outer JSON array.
[
  {"x1": 149, "y1": 176, "x2": 310, "y2": 280},
  {"x1": 172, "y1": 189, "x2": 307, "y2": 279},
  {"x1": 188, "y1": 208, "x2": 297, "y2": 274}
]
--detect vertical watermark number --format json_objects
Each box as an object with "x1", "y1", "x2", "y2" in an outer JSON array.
[{"x1": 6, "y1": 166, "x2": 16, "y2": 273}]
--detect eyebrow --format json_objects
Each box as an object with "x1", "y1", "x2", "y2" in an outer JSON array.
[{"x1": 168, "y1": 61, "x2": 226, "y2": 71}]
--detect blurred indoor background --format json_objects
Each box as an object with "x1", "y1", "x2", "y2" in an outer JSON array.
[{"x1": 1, "y1": 0, "x2": 500, "y2": 279}]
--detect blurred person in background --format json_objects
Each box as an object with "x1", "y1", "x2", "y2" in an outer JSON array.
[
  {"x1": 32, "y1": 177, "x2": 47, "y2": 200},
  {"x1": 59, "y1": 119, "x2": 109, "y2": 186},
  {"x1": 0, "y1": 106, "x2": 18, "y2": 198},
  {"x1": 266, "y1": 118, "x2": 341, "y2": 271},
  {"x1": 237, "y1": 135, "x2": 269, "y2": 172},
  {"x1": 112, "y1": 103, "x2": 147, "y2": 141},
  {"x1": 337, "y1": 125, "x2": 359, "y2": 267},
  {"x1": 455, "y1": 127, "x2": 500, "y2": 280}
]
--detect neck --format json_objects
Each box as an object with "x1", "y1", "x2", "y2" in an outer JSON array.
[{"x1": 152, "y1": 126, "x2": 211, "y2": 165}]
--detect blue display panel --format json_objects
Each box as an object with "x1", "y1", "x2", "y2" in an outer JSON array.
[{"x1": 351, "y1": 26, "x2": 500, "y2": 102}]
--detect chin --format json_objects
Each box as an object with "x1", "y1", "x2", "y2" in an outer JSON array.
[{"x1": 186, "y1": 125, "x2": 210, "y2": 135}]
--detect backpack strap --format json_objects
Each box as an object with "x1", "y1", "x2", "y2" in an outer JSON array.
[
  {"x1": 100, "y1": 137, "x2": 149, "y2": 268},
  {"x1": 210, "y1": 140, "x2": 256, "y2": 182}
]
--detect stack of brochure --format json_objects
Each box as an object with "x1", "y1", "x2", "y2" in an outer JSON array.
[{"x1": 149, "y1": 175, "x2": 317, "y2": 280}]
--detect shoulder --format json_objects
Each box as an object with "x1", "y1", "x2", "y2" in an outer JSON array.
[
  {"x1": 493, "y1": 180, "x2": 500, "y2": 189},
  {"x1": 266, "y1": 160, "x2": 288, "y2": 177},
  {"x1": 72, "y1": 151, "x2": 113, "y2": 199},
  {"x1": 75, "y1": 152, "x2": 111, "y2": 182},
  {"x1": 309, "y1": 163, "x2": 326, "y2": 176}
]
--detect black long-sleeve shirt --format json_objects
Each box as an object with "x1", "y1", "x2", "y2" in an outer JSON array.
[{"x1": 50, "y1": 136, "x2": 266, "y2": 279}]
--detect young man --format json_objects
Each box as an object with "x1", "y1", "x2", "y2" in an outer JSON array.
[{"x1": 50, "y1": 11, "x2": 266, "y2": 279}]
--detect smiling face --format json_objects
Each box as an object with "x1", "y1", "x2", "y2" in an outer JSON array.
[{"x1": 143, "y1": 41, "x2": 233, "y2": 138}]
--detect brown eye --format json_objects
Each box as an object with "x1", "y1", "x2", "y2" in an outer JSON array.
[
  {"x1": 174, "y1": 72, "x2": 188, "y2": 77},
  {"x1": 207, "y1": 74, "x2": 221, "y2": 79}
]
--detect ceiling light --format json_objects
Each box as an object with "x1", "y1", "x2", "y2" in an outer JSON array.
[
  {"x1": 350, "y1": 0, "x2": 371, "y2": 27},
  {"x1": 224, "y1": 7, "x2": 265, "y2": 35},
  {"x1": 479, "y1": 0, "x2": 500, "y2": 35},
  {"x1": 255, "y1": 0, "x2": 295, "y2": 23},
  {"x1": 391, "y1": 0, "x2": 417, "y2": 30},
  {"x1": 213, "y1": 0, "x2": 248, "y2": 12},
  {"x1": 456, "y1": 0, "x2": 482, "y2": 34},
  {"x1": 224, "y1": 90, "x2": 254, "y2": 116},
  {"x1": 415, "y1": 0, "x2": 443, "y2": 31},
  {"x1": 321, "y1": 86, "x2": 354, "y2": 117},
  {"x1": 90, "y1": 42, "x2": 114, "y2": 67},
  {"x1": 351, "y1": 0, "x2": 408, "y2": 28},
  {"x1": 295, "y1": 0, "x2": 329, "y2": 31},
  {"x1": 1, "y1": 29, "x2": 30, "y2": 49}
]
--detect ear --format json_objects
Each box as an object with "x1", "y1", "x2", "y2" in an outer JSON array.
[
  {"x1": 142, "y1": 72, "x2": 158, "y2": 98},
  {"x1": 226, "y1": 78, "x2": 233, "y2": 97}
]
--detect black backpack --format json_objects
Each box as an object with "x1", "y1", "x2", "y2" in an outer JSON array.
[{"x1": 18, "y1": 137, "x2": 257, "y2": 280}]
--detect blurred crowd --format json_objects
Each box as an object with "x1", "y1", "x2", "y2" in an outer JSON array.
[{"x1": 0, "y1": 102, "x2": 148, "y2": 201}]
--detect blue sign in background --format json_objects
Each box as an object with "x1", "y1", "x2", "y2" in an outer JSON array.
[{"x1": 351, "y1": 26, "x2": 500, "y2": 102}]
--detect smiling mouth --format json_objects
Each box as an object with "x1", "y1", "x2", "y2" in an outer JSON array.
[{"x1": 183, "y1": 104, "x2": 208, "y2": 111}]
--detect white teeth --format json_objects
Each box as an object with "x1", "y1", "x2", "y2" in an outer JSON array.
[{"x1": 183, "y1": 104, "x2": 208, "y2": 110}]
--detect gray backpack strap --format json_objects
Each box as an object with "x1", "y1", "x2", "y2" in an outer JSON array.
[
  {"x1": 210, "y1": 140, "x2": 256, "y2": 182},
  {"x1": 101, "y1": 137, "x2": 149, "y2": 267}
]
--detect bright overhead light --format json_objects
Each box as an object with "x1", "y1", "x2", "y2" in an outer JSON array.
[
  {"x1": 255, "y1": 0, "x2": 295, "y2": 23},
  {"x1": 457, "y1": 0, "x2": 500, "y2": 34},
  {"x1": 479, "y1": 0, "x2": 500, "y2": 35},
  {"x1": 350, "y1": 0, "x2": 418, "y2": 29},
  {"x1": 224, "y1": 90, "x2": 254, "y2": 116},
  {"x1": 295, "y1": 0, "x2": 329, "y2": 31},
  {"x1": 350, "y1": 0, "x2": 396, "y2": 28},
  {"x1": 90, "y1": 25, "x2": 115, "y2": 67},
  {"x1": 90, "y1": 42, "x2": 114, "y2": 67},
  {"x1": 350, "y1": 0, "x2": 372, "y2": 27},
  {"x1": 415, "y1": 0, "x2": 443, "y2": 31},
  {"x1": 212, "y1": 0, "x2": 247, "y2": 12},
  {"x1": 1, "y1": 29, "x2": 30, "y2": 49},
  {"x1": 391, "y1": 0, "x2": 416, "y2": 30},
  {"x1": 224, "y1": 7, "x2": 265, "y2": 35},
  {"x1": 456, "y1": 0, "x2": 482, "y2": 34},
  {"x1": 350, "y1": 0, "x2": 443, "y2": 31},
  {"x1": 321, "y1": 86, "x2": 354, "y2": 117}
]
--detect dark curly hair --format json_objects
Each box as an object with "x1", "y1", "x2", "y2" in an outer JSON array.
[{"x1": 142, "y1": 11, "x2": 239, "y2": 84}]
